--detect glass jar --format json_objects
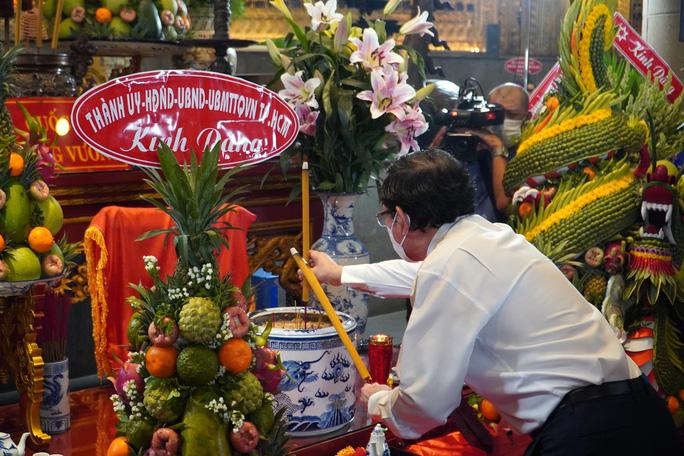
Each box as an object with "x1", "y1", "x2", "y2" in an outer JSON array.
[{"x1": 11, "y1": 48, "x2": 77, "y2": 97}]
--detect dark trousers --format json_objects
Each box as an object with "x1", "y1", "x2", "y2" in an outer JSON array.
[{"x1": 524, "y1": 377, "x2": 683, "y2": 456}]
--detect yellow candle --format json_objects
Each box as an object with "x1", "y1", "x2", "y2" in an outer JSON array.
[
  {"x1": 51, "y1": 0, "x2": 65, "y2": 49},
  {"x1": 291, "y1": 248, "x2": 371, "y2": 382},
  {"x1": 301, "y1": 161, "x2": 310, "y2": 303}
]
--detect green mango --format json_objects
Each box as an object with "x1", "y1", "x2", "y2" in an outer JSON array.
[
  {"x1": 182, "y1": 390, "x2": 232, "y2": 456},
  {"x1": 34, "y1": 195, "x2": 64, "y2": 236},
  {"x1": 3, "y1": 179, "x2": 31, "y2": 243}
]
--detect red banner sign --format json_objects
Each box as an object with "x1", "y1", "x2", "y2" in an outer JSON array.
[
  {"x1": 528, "y1": 62, "x2": 562, "y2": 116},
  {"x1": 71, "y1": 70, "x2": 299, "y2": 169},
  {"x1": 504, "y1": 57, "x2": 543, "y2": 75},
  {"x1": 6, "y1": 97, "x2": 131, "y2": 174},
  {"x1": 612, "y1": 13, "x2": 683, "y2": 102}
]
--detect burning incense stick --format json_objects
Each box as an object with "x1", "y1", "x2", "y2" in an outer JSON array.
[
  {"x1": 291, "y1": 247, "x2": 371, "y2": 382},
  {"x1": 13, "y1": 0, "x2": 19, "y2": 45},
  {"x1": 50, "y1": 0, "x2": 64, "y2": 49}
]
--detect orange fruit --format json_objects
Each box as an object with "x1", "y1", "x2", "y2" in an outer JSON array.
[
  {"x1": 107, "y1": 436, "x2": 133, "y2": 456},
  {"x1": 9, "y1": 153, "x2": 24, "y2": 176},
  {"x1": 517, "y1": 201, "x2": 533, "y2": 219},
  {"x1": 28, "y1": 226, "x2": 54, "y2": 253},
  {"x1": 678, "y1": 389, "x2": 684, "y2": 402},
  {"x1": 0, "y1": 234, "x2": 5, "y2": 252},
  {"x1": 145, "y1": 345, "x2": 177, "y2": 378},
  {"x1": 95, "y1": 7, "x2": 113, "y2": 23},
  {"x1": 666, "y1": 395, "x2": 680, "y2": 414},
  {"x1": 218, "y1": 337, "x2": 253, "y2": 374},
  {"x1": 480, "y1": 399, "x2": 501, "y2": 422}
]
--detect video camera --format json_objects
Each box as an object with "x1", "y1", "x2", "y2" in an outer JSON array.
[{"x1": 434, "y1": 77, "x2": 505, "y2": 131}]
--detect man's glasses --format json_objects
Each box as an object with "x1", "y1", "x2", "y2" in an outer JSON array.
[{"x1": 375, "y1": 210, "x2": 393, "y2": 228}]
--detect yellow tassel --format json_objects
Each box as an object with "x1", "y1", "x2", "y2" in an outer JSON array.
[{"x1": 84, "y1": 226, "x2": 111, "y2": 378}]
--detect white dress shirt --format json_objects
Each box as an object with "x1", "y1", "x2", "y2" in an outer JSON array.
[
  {"x1": 366, "y1": 215, "x2": 641, "y2": 438},
  {"x1": 341, "y1": 259, "x2": 420, "y2": 298}
]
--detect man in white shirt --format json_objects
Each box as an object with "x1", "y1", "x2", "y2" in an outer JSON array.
[{"x1": 307, "y1": 149, "x2": 682, "y2": 455}]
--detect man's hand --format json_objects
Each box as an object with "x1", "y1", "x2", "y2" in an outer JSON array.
[
  {"x1": 360, "y1": 382, "x2": 392, "y2": 408},
  {"x1": 299, "y1": 250, "x2": 344, "y2": 286},
  {"x1": 469, "y1": 129, "x2": 505, "y2": 152}
]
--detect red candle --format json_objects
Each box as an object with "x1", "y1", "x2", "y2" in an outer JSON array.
[{"x1": 368, "y1": 334, "x2": 393, "y2": 385}]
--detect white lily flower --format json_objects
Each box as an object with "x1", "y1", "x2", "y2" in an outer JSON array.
[
  {"x1": 304, "y1": 0, "x2": 344, "y2": 31},
  {"x1": 400, "y1": 8, "x2": 434, "y2": 37},
  {"x1": 349, "y1": 28, "x2": 403, "y2": 71},
  {"x1": 357, "y1": 67, "x2": 416, "y2": 119},
  {"x1": 279, "y1": 71, "x2": 321, "y2": 109}
]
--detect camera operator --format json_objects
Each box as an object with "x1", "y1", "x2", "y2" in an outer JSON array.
[
  {"x1": 426, "y1": 79, "x2": 508, "y2": 222},
  {"x1": 487, "y1": 82, "x2": 529, "y2": 156}
]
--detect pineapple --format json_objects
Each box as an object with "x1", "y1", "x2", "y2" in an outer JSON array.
[
  {"x1": 0, "y1": 48, "x2": 19, "y2": 139},
  {"x1": 178, "y1": 296, "x2": 221, "y2": 344},
  {"x1": 139, "y1": 144, "x2": 245, "y2": 269},
  {"x1": 583, "y1": 273, "x2": 608, "y2": 308}
]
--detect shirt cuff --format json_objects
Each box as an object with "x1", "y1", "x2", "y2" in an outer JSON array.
[{"x1": 367, "y1": 388, "x2": 423, "y2": 440}]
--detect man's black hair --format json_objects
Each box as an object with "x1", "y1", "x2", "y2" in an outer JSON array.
[{"x1": 380, "y1": 149, "x2": 475, "y2": 230}]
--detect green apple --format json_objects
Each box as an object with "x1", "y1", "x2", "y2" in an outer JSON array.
[
  {"x1": 110, "y1": 17, "x2": 131, "y2": 37},
  {"x1": 104, "y1": 0, "x2": 129, "y2": 15},
  {"x1": 156, "y1": 0, "x2": 177, "y2": 15},
  {"x1": 62, "y1": 0, "x2": 84, "y2": 16}
]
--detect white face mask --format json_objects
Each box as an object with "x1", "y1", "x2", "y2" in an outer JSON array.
[
  {"x1": 386, "y1": 213, "x2": 413, "y2": 262},
  {"x1": 501, "y1": 118, "x2": 523, "y2": 149}
]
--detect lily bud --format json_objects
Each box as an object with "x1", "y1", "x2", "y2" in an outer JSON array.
[
  {"x1": 334, "y1": 13, "x2": 350, "y2": 51},
  {"x1": 383, "y1": 0, "x2": 402, "y2": 17},
  {"x1": 270, "y1": 0, "x2": 294, "y2": 21},
  {"x1": 413, "y1": 83, "x2": 435, "y2": 103},
  {"x1": 265, "y1": 39, "x2": 283, "y2": 68}
]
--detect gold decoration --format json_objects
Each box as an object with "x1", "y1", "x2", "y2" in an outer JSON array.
[{"x1": 0, "y1": 294, "x2": 51, "y2": 445}]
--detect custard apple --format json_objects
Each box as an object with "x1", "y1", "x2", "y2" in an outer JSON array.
[
  {"x1": 178, "y1": 296, "x2": 221, "y2": 344},
  {"x1": 222, "y1": 371, "x2": 264, "y2": 415}
]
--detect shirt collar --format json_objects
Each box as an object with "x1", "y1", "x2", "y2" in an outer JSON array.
[{"x1": 426, "y1": 214, "x2": 471, "y2": 255}]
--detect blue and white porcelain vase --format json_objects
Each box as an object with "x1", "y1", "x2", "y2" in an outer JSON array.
[
  {"x1": 40, "y1": 358, "x2": 70, "y2": 434},
  {"x1": 311, "y1": 193, "x2": 370, "y2": 335},
  {"x1": 250, "y1": 307, "x2": 358, "y2": 436}
]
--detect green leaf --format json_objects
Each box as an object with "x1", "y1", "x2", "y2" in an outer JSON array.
[
  {"x1": 337, "y1": 91, "x2": 353, "y2": 130},
  {"x1": 136, "y1": 228, "x2": 174, "y2": 242},
  {"x1": 322, "y1": 70, "x2": 335, "y2": 116},
  {"x1": 340, "y1": 78, "x2": 369, "y2": 90},
  {"x1": 374, "y1": 20, "x2": 387, "y2": 43}
]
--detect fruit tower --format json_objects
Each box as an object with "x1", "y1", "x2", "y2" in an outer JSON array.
[
  {"x1": 45, "y1": 0, "x2": 192, "y2": 40},
  {"x1": 108, "y1": 144, "x2": 289, "y2": 456},
  {"x1": 0, "y1": 49, "x2": 65, "y2": 283},
  {"x1": 503, "y1": 0, "x2": 684, "y2": 425}
]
